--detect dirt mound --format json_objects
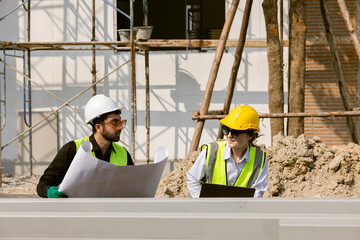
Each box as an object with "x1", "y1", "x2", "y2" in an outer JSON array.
[
  {"x1": 155, "y1": 151, "x2": 199, "y2": 198},
  {"x1": 156, "y1": 134, "x2": 360, "y2": 198},
  {"x1": 0, "y1": 175, "x2": 39, "y2": 197},
  {"x1": 2, "y1": 134, "x2": 360, "y2": 198},
  {"x1": 265, "y1": 134, "x2": 360, "y2": 198}
]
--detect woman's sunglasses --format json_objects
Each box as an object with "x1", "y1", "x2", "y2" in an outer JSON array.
[{"x1": 222, "y1": 126, "x2": 244, "y2": 138}]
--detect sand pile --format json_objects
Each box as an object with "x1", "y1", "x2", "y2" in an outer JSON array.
[
  {"x1": 156, "y1": 150, "x2": 199, "y2": 198},
  {"x1": 2, "y1": 134, "x2": 360, "y2": 198},
  {"x1": 0, "y1": 175, "x2": 39, "y2": 197},
  {"x1": 156, "y1": 134, "x2": 360, "y2": 198},
  {"x1": 264, "y1": 134, "x2": 360, "y2": 198}
]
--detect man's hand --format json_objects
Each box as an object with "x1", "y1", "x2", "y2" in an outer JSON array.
[{"x1": 47, "y1": 186, "x2": 68, "y2": 198}]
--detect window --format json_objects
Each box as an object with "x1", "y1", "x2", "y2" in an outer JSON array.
[{"x1": 116, "y1": 0, "x2": 225, "y2": 41}]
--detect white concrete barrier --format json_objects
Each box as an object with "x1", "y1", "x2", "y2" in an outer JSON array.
[{"x1": 0, "y1": 198, "x2": 359, "y2": 239}]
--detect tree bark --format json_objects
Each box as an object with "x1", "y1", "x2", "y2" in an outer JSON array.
[
  {"x1": 262, "y1": 0, "x2": 284, "y2": 140},
  {"x1": 288, "y1": 0, "x2": 306, "y2": 137}
]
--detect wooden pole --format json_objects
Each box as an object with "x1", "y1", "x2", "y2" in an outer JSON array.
[
  {"x1": 288, "y1": 0, "x2": 306, "y2": 138},
  {"x1": 144, "y1": 0, "x2": 150, "y2": 164},
  {"x1": 145, "y1": 51, "x2": 150, "y2": 164},
  {"x1": 192, "y1": 110, "x2": 360, "y2": 120},
  {"x1": 336, "y1": 0, "x2": 360, "y2": 60},
  {"x1": 26, "y1": 0, "x2": 33, "y2": 177},
  {"x1": 6, "y1": 37, "x2": 359, "y2": 50},
  {"x1": 320, "y1": 0, "x2": 358, "y2": 143},
  {"x1": 217, "y1": 0, "x2": 253, "y2": 139},
  {"x1": 263, "y1": 0, "x2": 284, "y2": 140},
  {"x1": 188, "y1": 0, "x2": 241, "y2": 153},
  {"x1": 130, "y1": 0, "x2": 137, "y2": 162},
  {"x1": 91, "y1": 0, "x2": 97, "y2": 95},
  {"x1": 0, "y1": 84, "x2": 2, "y2": 187},
  {"x1": 0, "y1": 124, "x2": 2, "y2": 187}
]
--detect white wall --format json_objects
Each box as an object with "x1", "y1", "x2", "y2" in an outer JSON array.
[{"x1": 0, "y1": 0, "x2": 286, "y2": 175}]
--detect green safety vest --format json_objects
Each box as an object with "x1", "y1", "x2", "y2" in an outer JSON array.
[
  {"x1": 74, "y1": 137, "x2": 128, "y2": 166},
  {"x1": 202, "y1": 141, "x2": 265, "y2": 187}
]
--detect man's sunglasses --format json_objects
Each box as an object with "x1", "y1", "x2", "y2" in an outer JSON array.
[
  {"x1": 103, "y1": 119, "x2": 127, "y2": 129},
  {"x1": 222, "y1": 126, "x2": 244, "y2": 138}
]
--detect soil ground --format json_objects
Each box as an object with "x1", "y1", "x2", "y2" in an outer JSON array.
[
  {"x1": 155, "y1": 133, "x2": 360, "y2": 198},
  {"x1": 1, "y1": 134, "x2": 360, "y2": 198}
]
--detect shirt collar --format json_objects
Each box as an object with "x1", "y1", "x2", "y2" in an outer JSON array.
[
  {"x1": 89, "y1": 134, "x2": 116, "y2": 153},
  {"x1": 222, "y1": 143, "x2": 250, "y2": 163}
]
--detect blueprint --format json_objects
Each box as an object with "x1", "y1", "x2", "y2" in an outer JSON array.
[{"x1": 59, "y1": 141, "x2": 168, "y2": 197}]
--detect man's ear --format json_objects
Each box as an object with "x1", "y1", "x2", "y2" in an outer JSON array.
[{"x1": 94, "y1": 123, "x2": 103, "y2": 133}]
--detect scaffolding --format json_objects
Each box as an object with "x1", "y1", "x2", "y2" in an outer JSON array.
[
  {"x1": 1, "y1": 0, "x2": 360, "y2": 187},
  {"x1": 0, "y1": 0, "x2": 274, "y2": 182}
]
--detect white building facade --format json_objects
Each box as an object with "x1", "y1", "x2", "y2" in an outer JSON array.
[{"x1": 0, "y1": 0, "x2": 283, "y2": 176}]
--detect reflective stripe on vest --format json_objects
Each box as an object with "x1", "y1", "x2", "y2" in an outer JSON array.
[
  {"x1": 74, "y1": 137, "x2": 128, "y2": 166},
  {"x1": 202, "y1": 141, "x2": 265, "y2": 187}
]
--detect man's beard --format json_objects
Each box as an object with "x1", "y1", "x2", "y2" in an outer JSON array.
[{"x1": 101, "y1": 126, "x2": 121, "y2": 142}]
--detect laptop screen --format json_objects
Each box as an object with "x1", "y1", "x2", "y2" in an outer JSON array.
[{"x1": 199, "y1": 183, "x2": 255, "y2": 198}]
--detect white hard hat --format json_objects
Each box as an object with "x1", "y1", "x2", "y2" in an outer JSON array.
[{"x1": 84, "y1": 94, "x2": 121, "y2": 124}]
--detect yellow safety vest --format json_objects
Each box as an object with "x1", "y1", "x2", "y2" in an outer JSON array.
[
  {"x1": 202, "y1": 141, "x2": 265, "y2": 187},
  {"x1": 74, "y1": 137, "x2": 128, "y2": 166}
]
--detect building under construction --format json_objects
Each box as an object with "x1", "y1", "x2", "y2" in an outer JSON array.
[
  {"x1": 1, "y1": 1, "x2": 360, "y2": 239},
  {"x1": 0, "y1": 0, "x2": 359, "y2": 179}
]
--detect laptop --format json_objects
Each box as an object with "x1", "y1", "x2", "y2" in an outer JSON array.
[{"x1": 199, "y1": 183, "x2": 255, "y2": 198}]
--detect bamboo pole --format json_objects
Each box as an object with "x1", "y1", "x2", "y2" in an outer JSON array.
[
  {"x1": 0, "y1": 120, "x2": 2, "y2": 187},
  {"x1": 192, "y1": 110, "x2": 360, "y2": 120},
  {"x1": 130, "y1": 0, "x2": 137, "y2": 162},
  {"x1": 193, "y1": 110, "x2": 224, "y2": 116},
  {"x1": 26, "y1": 0, "x2": 33, "y2": 176},
  {"x1": 336, "y1": 0, "x2": 360, "y2": 59},
  {"x1": 320, "y1": 0, "x2": 358, "y2": 143},
  {"x1": 188, "y1": 0, "x2": 241, "y2": 153},
  {"x1": 91, "y1": 0, "x2": 97, "y2": 95},
  {"x1": 3, "y1": 37, "x2": 358, "y2": 50},
  {"x1": 144, "y1": 0, "x2": 150, "y2": 164},
  {"x1": 145, "y1": 51, "x2": 150, "y2": 164},
  {"x1": 217, "y1": 0, "x2": 253, "y2": 140},
  {"x1": 0, "y1": 60, "x2": 2, "y2": 186}
]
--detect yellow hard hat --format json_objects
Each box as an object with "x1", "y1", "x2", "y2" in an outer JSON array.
[{"x1": 220, "y1": 105, "x2": 260, "y2": 132}]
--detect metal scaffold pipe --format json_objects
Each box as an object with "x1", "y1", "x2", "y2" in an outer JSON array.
[
  {"x1": 0, "y1": 57, "x2": 84, "y2": 117},
  {"x1": 0, "y1": 0, "x2": 29, "y2": 22},
  {"x1": 1, "y1": 60, "x2": 130, "y2": 151}
]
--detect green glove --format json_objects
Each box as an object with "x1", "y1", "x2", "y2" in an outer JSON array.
[{"x1": 47, "y1": 186, "x2": 68, "y2": 198}]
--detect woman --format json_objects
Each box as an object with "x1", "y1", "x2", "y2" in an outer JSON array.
[{"x1": 186, "y1": 105, "x2": 268, "y2": 198}]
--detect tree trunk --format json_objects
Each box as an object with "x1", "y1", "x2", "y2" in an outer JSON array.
[
  {"x1": 262, "y1": 0, "x2": 284, "y2": 141},
  {"x1": 288, "y1": 0, "x2": 306, "y2": 137}
]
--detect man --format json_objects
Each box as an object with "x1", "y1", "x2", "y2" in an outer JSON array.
[
  {"x1": 37, "y1": 94, "x2": 133, "y2": 198},
  {"x1": 186, "y1": 105, "x2": 268, "y2": 198}
]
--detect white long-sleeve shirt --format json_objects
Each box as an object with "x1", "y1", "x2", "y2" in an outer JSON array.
[{"x1": 186, "y1": 143, "x2": 268, "y2": 198}]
